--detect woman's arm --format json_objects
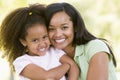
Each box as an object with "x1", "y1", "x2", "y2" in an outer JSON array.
[
  {"x1": 21, "y1": 63, "x2": 70, "y2": 80},
  {"x1": 60, "y1": 55, "x2": 80, "y2": 80},
  {"x1": 87, "y1": 52, "x2": 109, "y2": 80}
]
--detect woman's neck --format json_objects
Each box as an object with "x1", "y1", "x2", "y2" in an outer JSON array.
[{"x1": 63, "y1": 45, "x2": 75, "y2": 59}]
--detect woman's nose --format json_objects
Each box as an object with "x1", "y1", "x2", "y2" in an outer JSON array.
[{"x1": 55, "y1": 29, "x2": 63, "y2": 37}]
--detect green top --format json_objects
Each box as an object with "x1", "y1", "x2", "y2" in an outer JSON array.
[{"x1": 74, "y1": 39, "x2": 117, "y2": 80}]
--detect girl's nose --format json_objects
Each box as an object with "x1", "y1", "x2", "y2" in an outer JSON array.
[{"x1": 38, "y1": 41, "x2": 46, "y2": 48}]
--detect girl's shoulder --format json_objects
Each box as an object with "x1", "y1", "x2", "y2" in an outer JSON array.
[
  {"x1": 13, "y1": 54, "x2": 30, "y2": 62},
  {"x1": 48, "y1": 47, "x2": 65, "y2": 53},
  {"x1": 48, "y1": 47, "x2": 66, "y2": 57}
]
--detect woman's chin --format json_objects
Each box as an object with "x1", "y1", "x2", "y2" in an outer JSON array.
[{"x1": 54, "y1": 45, "x2": 66, "y2": 49}]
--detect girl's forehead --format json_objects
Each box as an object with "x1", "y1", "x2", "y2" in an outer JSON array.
[
  {"x1": 26, "y1": 24, "x2": 47, "y2": 37},
  {"x1": 27, "y1": 24, "x2": 46, "y2": 32}
]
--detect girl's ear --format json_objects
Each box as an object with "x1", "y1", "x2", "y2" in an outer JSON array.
[{"x1": 19, "y1": 39, "x2": 27, "y2": 47}]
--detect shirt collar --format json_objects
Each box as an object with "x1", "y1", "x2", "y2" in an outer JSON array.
[{"x1": 74, "y1": 45, "x2": 84, "y2": 57}]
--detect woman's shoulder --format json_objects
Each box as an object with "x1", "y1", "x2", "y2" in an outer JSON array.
[
  {"x1": 85, "y1": 39, "x2": 108, "y2": 48},
  {"x1": 85, "y1": 39, "x2": 110, "y2": 52},
  {"x1": 76, "y1": 39, "x2": 106, "y2": 49},
  {"x1": 87, "y1": 39, "x2": 105, "y2": 45}
]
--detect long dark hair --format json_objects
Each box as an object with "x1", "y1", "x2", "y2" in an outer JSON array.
[
  {"x1": 0, "y1": 3, "x2": 46, "y2": 70},
  {"x1": 45, "y1": 2, "x2": 116, "y2": 67}
]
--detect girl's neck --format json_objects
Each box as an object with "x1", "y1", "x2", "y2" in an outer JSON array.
[{"x1": 63, "y1": 45, "x2": 75, "y2": 59}]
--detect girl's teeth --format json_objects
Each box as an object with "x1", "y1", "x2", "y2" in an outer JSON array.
[
  {"x1": 55, "y1": 39, "x2": 65, "y2": 43},
  {"x1": 40, "y1": 48, "x2": 45, "y2": 51}
]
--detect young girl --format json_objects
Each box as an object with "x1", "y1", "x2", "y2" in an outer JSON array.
[{"x1": 0, "y1": 3, "x2": 79, "y2": 80}]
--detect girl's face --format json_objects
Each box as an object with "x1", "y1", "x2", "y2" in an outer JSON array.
[
  {"x1": 48, "y1": 11, "x2": 74, "y2": 50},
  {"x1": 20, "y1": 24, "x2": 50, "y2": 56}
]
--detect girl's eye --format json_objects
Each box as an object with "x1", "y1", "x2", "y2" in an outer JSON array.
[
  {"x1": 32, "y1": 39, "x2": 38, "y2": 42},
  {"x1": 43, "y1": 35, "x2": 48, "y2": 40}
]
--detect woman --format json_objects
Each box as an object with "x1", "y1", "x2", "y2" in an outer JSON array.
[{"x1": 45, "y1": 2, "x2": 117, "y2": 80}]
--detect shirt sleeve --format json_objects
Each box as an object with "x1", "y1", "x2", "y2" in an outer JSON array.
[
  {"x1": 13, "y1": 55, "x2": 32, "y2": 75},
  {"x1": 85, "y1": 39, "x2": 112, "y2": 62}
]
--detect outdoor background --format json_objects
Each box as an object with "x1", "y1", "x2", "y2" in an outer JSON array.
[{"x1": 0, "y1": 0, "x2": 120, "y2": 80}]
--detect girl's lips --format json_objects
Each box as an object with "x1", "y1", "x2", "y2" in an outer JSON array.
[{"x1": 55, "y1": 39, "x2": 65, "y2": 43}]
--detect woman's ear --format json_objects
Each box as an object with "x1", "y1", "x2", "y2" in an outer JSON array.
[{"x1": 19, "y1": 39, "x2": 27, "y2": 47}]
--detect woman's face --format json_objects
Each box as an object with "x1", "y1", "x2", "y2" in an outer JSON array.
[{"x1": 48, "y1": 11, "x2": 74, "y2": 50}]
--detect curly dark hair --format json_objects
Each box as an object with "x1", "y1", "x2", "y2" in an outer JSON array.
[{"x1": 0, "y1": 3, "x2": 46, "y2": 70}]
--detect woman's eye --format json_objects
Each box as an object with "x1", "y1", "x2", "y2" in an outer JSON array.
[{"x1": 62, "y1": 26, "x2": 68, "y2": 30}]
